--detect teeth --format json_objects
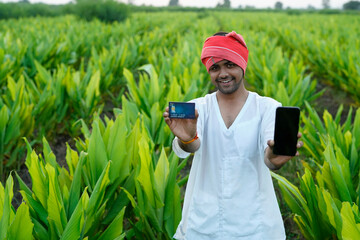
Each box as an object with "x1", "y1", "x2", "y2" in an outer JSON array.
[{"x1": 221, "y1": 80, "x2": 231, "y2": 83}]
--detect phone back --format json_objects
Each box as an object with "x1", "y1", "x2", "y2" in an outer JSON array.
[{"x1": 273, "y1": 107, "x2": 300, "y2": 156}]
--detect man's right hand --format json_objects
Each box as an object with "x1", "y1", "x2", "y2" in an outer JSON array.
[{"x1": 163, "y1": 106, "x2": 199, "y2": 143}]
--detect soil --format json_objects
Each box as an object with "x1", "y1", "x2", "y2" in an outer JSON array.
[{"x1": 312, "y1": 81, "x2": 357, "y2": 124}]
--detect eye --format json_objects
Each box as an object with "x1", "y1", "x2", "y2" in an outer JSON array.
[
  {"x1": 209, "y1": 65, "x2": 219, "y2": 71},
  {"x1": 226, "y1": 62, "x2": 235, "y2": 68}
]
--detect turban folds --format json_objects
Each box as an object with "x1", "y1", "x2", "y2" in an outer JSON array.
[{"x1": 201, "y1": 31, "x2": 249, "y2": 73}]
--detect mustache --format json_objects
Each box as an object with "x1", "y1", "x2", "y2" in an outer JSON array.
[{"x1": 216, "y1": 77, "x2": 234, "y2": 82}]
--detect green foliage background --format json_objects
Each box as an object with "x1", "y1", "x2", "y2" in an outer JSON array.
[{"x1": 0, "y1": 3, "x2": 359, "y2": 239}]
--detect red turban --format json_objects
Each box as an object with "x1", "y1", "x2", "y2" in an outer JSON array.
[{"x1": 201, "y1": 31, "x2": 249, "y2": 73}]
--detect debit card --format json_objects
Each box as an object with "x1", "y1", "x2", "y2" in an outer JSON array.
[{"x1": 169, "y1": 102, "x2": 195, "y2": 119}]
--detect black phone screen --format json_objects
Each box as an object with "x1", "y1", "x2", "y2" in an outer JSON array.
[{"x1": 273, "y1": 107, "x2": 300, "y2": 156}]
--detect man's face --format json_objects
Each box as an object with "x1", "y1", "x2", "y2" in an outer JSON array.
[{"x1": 208, "y1": 60, "x2": 244, "y2": 95}]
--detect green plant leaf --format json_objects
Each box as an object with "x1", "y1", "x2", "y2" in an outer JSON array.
[
  {"x1": 0, "y1": 175, "x2": 14, "y2": 240},
  {"x1": 85, "y1": 161, "x2": 111, "y2": 233},
  {"x1": 60, "y1": 189, "x2": 89, "y2": 240},
  {"x1": 26, "y1": 150, "x2": 48, "y2": 209},
  {"x1": 46, "y1": 164, "x2": 67, "y2": 236},
  {"x1": 98, "y1": 207, "x2": 126, "y2": 240},
  {"x1": 137, "y1": 136, "x2": 163, "y2": 209},
  {"x1": 341, "y1": 202, "x2": 360, "y2": 240},
  {"x1": 106, "y1": 114, "x2": 129, "y2": 183},
  {"x1": 67, "y1": 151, "x2": 86, "y2": 217},
  {"x1": 88, "y1": 120, "x2": 108, "y2": 187},
  {"x1": 323, "y1": 141, "x2": 352, "y2": 202},
  {"x1": 8, "y1": 202, "x2": 34, "y2": 240},
  {"x1": 154, "y1": 148, "x2": 169, "y2": 203},
  {"x1": 85, "y1": 70, "x2": 101, "y2": 109}
]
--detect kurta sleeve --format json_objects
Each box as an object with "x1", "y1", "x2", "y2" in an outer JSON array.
[{"x1": 172, "y1": 137, "x2": 191, "y2": 158}]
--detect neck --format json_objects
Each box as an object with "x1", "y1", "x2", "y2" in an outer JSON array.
[{"x1": 216, "y1": 86, "x2": 249, "y2": 103}]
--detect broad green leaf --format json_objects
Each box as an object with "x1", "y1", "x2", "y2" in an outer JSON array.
[
  {"x1": 67, "y1": 152, "x2": 86, "y2": 217},
  {"x1": 341, "y1": 202, "x2": 360, "y2": 240},
  {"x1": 271, "y1": 172, "x2": 309, "y2": 215},
  {"x1": 324, "y1": 141, "x2": 352, "y2": 202},
  {"x1": 353, "y1": 108, "x2": 360, "y2": 149},
  {"x1": 106, "y1": 114, "x2": 129, "y2": 183},
  {"x1": 85, "y1": 161, "x2": 111, "y2": 233},
  {"x1": 319, "y1": 161, "x2": 340, "y2": 200},
  {"x1": 344, "y1": 131, "x2": 352, "y2": 156},
  {"x1": 164, "y1": 154, "x2": 181, "y2": 237},
  {"x1": 42, "y1": 137, "x2": 58, "y2": 169},
  {"x1": 60, "y1": 190, "x2": 89, "y2": 240},
  {"x1": 304, "y1": 101, "x2": 325, "y2": 134},
  {"x1": 88, "y1": 120, "x2": 108, "y2": 187},
  {"x1": 334, "y1": 145, "x2": 355, "y2": 200},
  {"x1": 321, "y1": 189, "x2": 342, "y2": 237},
  {"x1": 46, "y1": 164, "x2": 67, "y2": 236},
  {"x1": 293, "y1": 214, "x2": 315, "y2": 240},
  {"x1": 34, "y1": 60, "x2": 52, "y2": 85},
  {"x1": 121, "y1": 96, "x2": 139, "y2": 127},
  {"x1": 32, "y1": 217, "x2": 50, "y2": 240},
  {"x1": 0, "y1": 105, "x2": 9, "y2": 137},
  {"x1": 19, "y1": 190, "x2": 48, "y2": 228},
  {"x1": 123, "y1": 68, "x2": 141, "y2": 108},
  {"x1": 26, "y1": 150, "x2": 48, "y2": 209},
  {"x1": 0, "y1": 182, "x2": 4, "y2": 217},
  {"x1": 8, "y1": 202, "x2": 34, "y2": 240},
  {"x1": 166, "y1": 77, "x2": 182, "y2": 102},
  {"x1": 154, "y1": 148, "x2": 169, "y2": 203},
  {"x1": 85, "y1": 70, "x2": 101, "y2": 109},
  {"x1": 98, "y1": 207, "x2": 126, "y2": 240},
  {"x1": 103, "y1": 170, "x2": 136, "y2": 225},
  {"x1": 0, "y1": 175, "x2": 15, "y2": 240},
  {"x1": 275, "y1": 81, "x2": 290, "y2": 105},
  {"x1": 145, "y1": 200, "x2": 162, "y2": 232},
  {"x1": 137, "y1": 136, "x2": 163, "y2": 209},
  {"x1": 65, "y1": 143, "x2": 79, "y2": 177}
]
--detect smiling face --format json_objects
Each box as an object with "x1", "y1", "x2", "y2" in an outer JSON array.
[{"x1": 208, "y1": 59, "x2": 245, "y2": 95}]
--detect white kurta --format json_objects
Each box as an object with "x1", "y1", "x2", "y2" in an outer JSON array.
[{"x1": 173, "y1": 91, "x2": 285, "y2": 240}]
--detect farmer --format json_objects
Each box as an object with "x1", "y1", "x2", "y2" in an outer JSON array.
[{"x1": 163, "y1": 31, "x2": 303, "y2": 239}]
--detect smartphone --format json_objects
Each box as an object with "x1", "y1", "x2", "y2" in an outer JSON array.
[
  {"x1": 273, "y1": 106, "x2": 300, "y2": 156},
  {"x1": 169, "y1": 102, "x2": 195, "y2": 119}
]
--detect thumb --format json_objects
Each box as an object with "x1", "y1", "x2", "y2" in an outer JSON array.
[
  {"x1": 195, "y1": 109, "x2": 199, "y2": 119},
  {"x1": 267, "y1": 140, "x2": 274, "y2": 148}
]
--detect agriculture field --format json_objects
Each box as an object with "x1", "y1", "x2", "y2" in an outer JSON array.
[{"x1": 0, "y1": 10, "x2": 360, "y2": 239}]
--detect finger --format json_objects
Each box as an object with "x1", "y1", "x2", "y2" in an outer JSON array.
[
  {"x1": 195, "y1": 109, "x2": 199, "y2": 119},
  {"x1": 297, "y1": 132, "x2": 302, "y2": 138},
  {"x1": 297, "y1": 141, "x2": 303, "y2": 148},
  {"x1": 164, "y1": 117, "x2": 171, "y2": 126},
  {"x1": 163, "y1": 111, "x2": 169, "y2": 117},
  {"x1": 267, "y1": 139, "x2": 275, "y2": 148}
]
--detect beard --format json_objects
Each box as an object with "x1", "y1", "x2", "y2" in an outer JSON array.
[{"x1": 215, "y1": 76, "x2": 242, "y2": 95}]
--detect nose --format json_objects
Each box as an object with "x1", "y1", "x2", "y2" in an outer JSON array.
[{"x1": 219, "y1": 67, "x2": 229, "y2": 79}]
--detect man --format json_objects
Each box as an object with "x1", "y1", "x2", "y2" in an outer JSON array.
[{"x1": 163, "y1": 31, "x2": 303, "y2": 240}]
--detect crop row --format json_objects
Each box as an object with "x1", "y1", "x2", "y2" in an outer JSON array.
[{"x1": 0, "y1": 11, "x2": 359, "y2": 239}]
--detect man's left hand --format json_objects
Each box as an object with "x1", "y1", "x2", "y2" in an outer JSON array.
[{"x1": 265, "y1": 132, "x2": 303, "y2": 170}]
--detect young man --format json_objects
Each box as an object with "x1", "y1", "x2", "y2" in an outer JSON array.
[{"x1": 163, "y1": 31, "x2": 303, "y2": 240}]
